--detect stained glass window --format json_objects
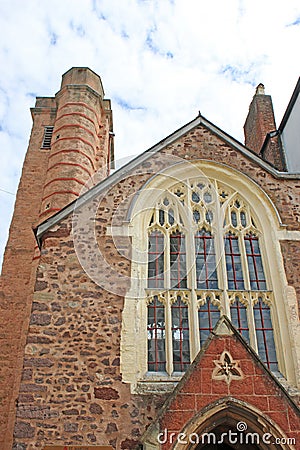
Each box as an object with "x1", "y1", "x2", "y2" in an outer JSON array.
[
  {"x1": 147, "y1": 296, "x2": 166, "y2": 372},
  {"x1": 171, "y1": 297, "x2": 190, "y2": 372}
]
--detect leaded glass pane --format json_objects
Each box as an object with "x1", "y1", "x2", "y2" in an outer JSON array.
[
  {"x1": 244, "y1": 234, "x2": 267, "y2": 290},
  {"x1": 230, "y1": 298, "x2": 250, "y2": 343},
  {"x1": 225, "y1": 234, "x2": 244, "y2": 290},
  {"x1": 171, "y1": 297, "x2": 190, "y2": 372},
  {"x1": 148, "y1": 231, "x2": 164, "y2": 288},
  {"x1": 254, "y1": 299, "x2": 278, "y2": 371},
  {"x1": 195, "y1": 230, "x2": 218, "y2": 289},
  {"x1": 198, "y1": 300, "x2": 220, "y2": 346},
  {"x1": 170, "y1": 233, "x2": 187, "y2": 288},
  {"x1": 147, "y1": 297, "x2": 166, "y2": 372}
]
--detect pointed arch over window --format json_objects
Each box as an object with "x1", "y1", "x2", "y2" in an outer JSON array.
[{"x1": 118, "y1": 167, "x2": 293, "y2": 384}]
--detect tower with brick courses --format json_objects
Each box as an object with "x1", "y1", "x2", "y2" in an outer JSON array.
[{"x1": 0, "y1": 67, "x2": 114, "y2": 449}]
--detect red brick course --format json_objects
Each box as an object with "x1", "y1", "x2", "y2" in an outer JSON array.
[{"x1": 157, "y1": 333, "x2": 299, "y2": 450}]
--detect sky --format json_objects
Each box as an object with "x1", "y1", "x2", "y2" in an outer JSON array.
[{"x1": 0, "y1": 0, "x2": 299, "y2": 268}]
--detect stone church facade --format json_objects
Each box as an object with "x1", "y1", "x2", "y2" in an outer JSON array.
[{"x1": 0, "y1": 67, "x2": 299, "y2": 449}]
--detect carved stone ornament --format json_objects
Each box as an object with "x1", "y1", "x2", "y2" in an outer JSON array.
[{"x1": 212, "y1": 350, "x2": 243, "y2": 385}]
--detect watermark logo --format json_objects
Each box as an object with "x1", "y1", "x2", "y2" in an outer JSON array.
[{"x1": 157, "y1": 422, "x2": 296, "y2": 446}]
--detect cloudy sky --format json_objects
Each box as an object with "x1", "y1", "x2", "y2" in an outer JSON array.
[{"x1": 0, "y1": 0, "x2": 299, "y2": 267}]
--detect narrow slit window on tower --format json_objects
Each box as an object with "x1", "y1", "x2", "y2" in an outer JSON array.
[{"x1": 41, "y1": 126, "x2": 54, "y2": 149}]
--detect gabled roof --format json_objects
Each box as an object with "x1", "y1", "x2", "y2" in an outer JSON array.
[{"x1": 35, "y1": 113, "x2": 300, "y2": 244}]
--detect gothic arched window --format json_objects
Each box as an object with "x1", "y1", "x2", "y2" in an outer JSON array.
[{"x1": 146, "y1": 178, "x2": 278, "y2": 374}]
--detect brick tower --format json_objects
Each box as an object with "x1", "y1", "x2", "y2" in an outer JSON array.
[{"x1": 0, "y1": 68, "x2": 114, "y2": 449}]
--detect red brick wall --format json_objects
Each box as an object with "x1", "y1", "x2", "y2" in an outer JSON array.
[{"x1": 159, "y1": 334, "x2": 299, "y2": 449}]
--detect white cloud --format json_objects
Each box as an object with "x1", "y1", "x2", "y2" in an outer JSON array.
[{"x1": 0, "y1": 0, "x2": 299, "y2": 266}]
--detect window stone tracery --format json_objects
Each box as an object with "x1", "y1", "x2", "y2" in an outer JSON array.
[
  {"x1": 120, "y1": 164, "x2": 299, "y2": 388},
  {"x1": 146, "y1": 177, "x2": 277, "y2": 374}
]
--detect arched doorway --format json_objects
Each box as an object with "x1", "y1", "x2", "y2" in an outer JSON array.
[{"x1": 172, "y1": 399, "x2": 295, "y2": 450}]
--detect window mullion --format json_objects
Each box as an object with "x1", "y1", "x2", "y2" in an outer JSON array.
[
  {"x1": 187, "y1": 228, "x2": 200, "y2": 361},
  {"x1": 240, "y1": 233, "x2": 251, "y2": 291},
  {"x1": 248, "y1": 297, "x2": 258, "y2": 352},
  {"x1": 165, "y1": 293, "x2": 173, "y2": 375},
  {"x1": 215, "y1": 200, "x2": 229, "y2": 315},
  {"x1": 259, "y1": 234, "x2": 271, "y2": 291},
  {"x1": 187, "y1": 228, "x2": 196, "y2": 290},
  {"x1": 189, "y1": 290, "x2": 200, "y2": 361},
  {"x1": 165, "y1": 230, "x2": 171, "y2": 289},
  {"x1": 165, "y1": 231, "x2": 173, "y2": 374}
]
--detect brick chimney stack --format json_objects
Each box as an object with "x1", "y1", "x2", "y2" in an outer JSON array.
[
  {"x1": 244, "y1": 83, "x2": 277, "y2": 154},
  {"x1": 244, "y1": 84, "x2": 286, "y2": 170}
]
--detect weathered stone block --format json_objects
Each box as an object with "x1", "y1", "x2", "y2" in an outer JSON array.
[
  {"x1": 94, "y1": 387, "x2": 119, "y2": 400},
  {"x1": 13, "y1": 421, "x2": 35, "y2": 439}
]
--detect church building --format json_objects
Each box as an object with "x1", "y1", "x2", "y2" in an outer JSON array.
[{"x1": 0, "y1": 67, "x2": 299, "y2": 449}]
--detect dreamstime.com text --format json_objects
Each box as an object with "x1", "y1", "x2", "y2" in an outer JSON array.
[{"x1": 157, "y1": 422, "x2": 296, "y2": 446}]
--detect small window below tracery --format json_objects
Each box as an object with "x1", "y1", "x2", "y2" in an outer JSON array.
[
  {"x1": 171, "y1": 296, "x2": 190, "y2": 372},
  {"x1": 148, "y1": 231, "x2": 164, "y2": 289},
  {"x1": 147, "y1": 296, "x2": 166, "y2": 372},
  {"x1": 230, "y1": 297, "x2": 250, "y2": 344},
  {"x1": 254, "y1": 298, "x2": 278, "y2": 371}
]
